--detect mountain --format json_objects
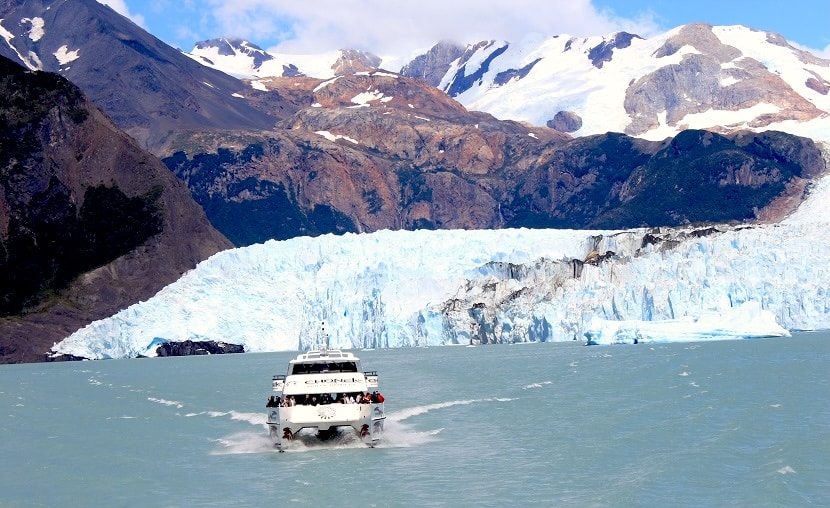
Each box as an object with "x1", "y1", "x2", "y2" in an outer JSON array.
[
  {"x1": 0, "y1": 55, "x2": 232, "y2": 363},
  {"x1": 188, "y1": 38, "x2": 383, "y2": 79},
  {"x1": 173, "y1": 25, "x2": 830, "y2": 247},
  {"x1": 189, "y1": 24, "x2": 830, "y2": 144},
  {"x1": 51, "y1": 175, "x2": 830, "y2": 359},
  {"x1": 429, "y1": 24, "x2": 830, "y2": 141},
  {"x1": 166, "y1": 75, "x2": 826, "y2": 246},
  {"x1": 164, "y1": 71, "x2": 577, "y2": 245},
  {"x1": 0, "y1": 0, "x2": 279, "y2": 153}
]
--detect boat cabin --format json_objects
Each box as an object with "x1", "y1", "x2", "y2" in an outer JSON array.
[{"x1": 287, "y1": 349, "x2": 362, "y2": 375}]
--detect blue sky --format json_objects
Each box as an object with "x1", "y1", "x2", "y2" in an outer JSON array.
[{"x1": 100, "y1": 0, "x2": 829, "y2": 58}]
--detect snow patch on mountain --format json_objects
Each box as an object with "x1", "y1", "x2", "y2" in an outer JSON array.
[
  {"x1": 53, "y1": 44, "x2": 80, "y2": 65},
  {"x1": 187, "y1": 39, "x2": 342, "y2": 79},
  {"x1": 22, "y1": 17, "x2": 44, "y2": 42},
  {"x1": 351, "y1": 90, "x2": 393, "y2": 105},
  {"x1": 315, "y1": 131, "x2": 358, "y2": 144}
]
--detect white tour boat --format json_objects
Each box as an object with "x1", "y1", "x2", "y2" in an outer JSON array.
[{"x1": 266, "y1": 347, "x2": 386, "y2": 451}]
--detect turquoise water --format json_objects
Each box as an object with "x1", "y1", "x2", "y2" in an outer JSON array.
[{"x1": 1, "y1": 333, "x2": 828, "y2": 507}]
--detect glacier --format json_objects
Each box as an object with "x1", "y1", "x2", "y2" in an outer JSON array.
[{"x1": 52, "y1": 171, "x2": 830, "y2": 359}]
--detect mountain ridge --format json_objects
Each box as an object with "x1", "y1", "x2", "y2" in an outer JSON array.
[
  {"x1": 0, "y1": 0, "x2": 280, "y2": 152},
  {"x1": 186, "y1": 23, "x2": 830, "y2": 144}
]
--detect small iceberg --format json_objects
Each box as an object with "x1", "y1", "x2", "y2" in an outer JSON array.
[{"x1": 584, "y1": 301, "x2": 789, "y2": 345}]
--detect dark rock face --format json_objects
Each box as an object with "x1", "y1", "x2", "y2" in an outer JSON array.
[
  {"x1": 0, "y1": 56, "x2": 232, "y2": 364},
  {"x1": 511, "y1": 129, "x2": 826, "y2": 229},
  {"x1": 587, "y1": 31, "x2": 641, "y2": 68},
  {"x1": 443, "y1": 41, "x2": 509, "y2": 97},
  {"x1": 43, "y1": 352, "x2": 88, "y2": 362},
  {"x1": 400, "y1": 40, "x2": 466, "y2": 87},
  {"x1": 156, "y1": 340, "x2": 244, "y2": 357},
  {"x1": 548, "y1": 111, "x2": 583, "y2": 132},
  {"x1": 493, "y1": 58, "x2": 543, "y2": 86},
  {"x1": 806, "y1": 76, "x2": 830, "y2": 95},
  {"x1": 193, "y1": 38, "x2": 274, "y2": 69},
  {"x1": 282, "y1": 63, "x2": 303, "y2": 77}
]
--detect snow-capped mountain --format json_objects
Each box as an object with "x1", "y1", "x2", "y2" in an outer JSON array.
[
  {"x1": 187, "y1": 38, "x2": 382, "y2": 79},
  {"x1": 52, "y1": 165, "x2": 830, "y2": 359},
  {"x1": 438, "y1": 24, "x2": 830, "y2": 141},
  {"x1": 189, "y1": 24, "x2": 830, "y2": 145}
]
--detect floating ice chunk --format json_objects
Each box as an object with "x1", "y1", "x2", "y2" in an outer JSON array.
[{"x1": 584, "y1": 301, "x2": 789, "y2": 345}]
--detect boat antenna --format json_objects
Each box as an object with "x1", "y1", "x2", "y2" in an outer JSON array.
[{"x1": 319, "y1": 321, "x2": 328, "y2": 352}]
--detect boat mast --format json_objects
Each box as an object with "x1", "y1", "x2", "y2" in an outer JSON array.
[{"x1": 319, "y1": 321, "x2": 329, "y2": 352}]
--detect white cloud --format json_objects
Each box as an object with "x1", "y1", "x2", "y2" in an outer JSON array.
[
  {"x1": 198, "y1": 0, "x2": 660, "y2": 57},
  {"x1": 816, "y1": 43, "x2": 830, "y2": 60},
  {"x1": 790, "y1": 41, "x2": 830, "y2": 61},
  {"x1": 96, "y1": 0, "x2": 145, "y2": 27}
]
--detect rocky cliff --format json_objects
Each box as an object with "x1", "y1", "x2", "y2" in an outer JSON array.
[
  {"x1": 164, "y1": 72, "x2": 826, "y2": 246},
  {"x1": 0, "y1": 55, "x2": 232, "y2": 363}
]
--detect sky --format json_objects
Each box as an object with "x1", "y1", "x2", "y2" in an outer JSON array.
[{"x1": 98, "y1": 0, "x2": 829, "y2": 59}]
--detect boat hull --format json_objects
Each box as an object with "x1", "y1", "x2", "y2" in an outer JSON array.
[{"x1": 267, "y1": 403, "x2": 385, "y2": 450}]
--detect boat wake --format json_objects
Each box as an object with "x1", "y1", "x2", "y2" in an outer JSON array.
[
  {"x1": 208, "y1": 398, "x2": 507, "y2": 454},
  {"x1": 211, "y1": 432, "x2": 275, "y2": 455},
  {"x1": 211, "y1": 397, "x2": 518, "y2": 454},
  {"x1": 211, "y1": 416, "x2": 441, "y2": 454},
  {"x1": 387, "y1": 397, "x2": 516, "y2": 422}
]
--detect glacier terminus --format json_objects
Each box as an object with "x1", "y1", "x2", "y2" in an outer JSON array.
[{"x1": 53, "y1": 172, "x2": 830, "y2": 359}]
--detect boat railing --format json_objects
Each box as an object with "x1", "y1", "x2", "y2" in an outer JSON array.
[{"x1": 272, "y1": 374, "x2": 286, "y2": 391}]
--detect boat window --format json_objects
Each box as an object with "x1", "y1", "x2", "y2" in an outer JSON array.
[
  {"x1": 288, "y1": 360, "x2": 358, "y2": 374},
  {"x1": 342, "y1": 362, "x2": 358, "y2": 372},
  {"x1": 289, "y1": 363, "x2": 310, "y2": 375}
]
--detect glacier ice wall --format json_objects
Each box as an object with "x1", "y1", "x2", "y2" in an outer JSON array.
[{"x1": 54, "y1": 206, "x2": 830, "y2": 359}]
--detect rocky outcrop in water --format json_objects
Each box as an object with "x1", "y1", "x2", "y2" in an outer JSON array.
[{"x1": 155, "y1": 340, "x2": 244, "y2": 357}]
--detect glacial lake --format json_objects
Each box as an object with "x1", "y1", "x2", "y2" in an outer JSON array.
[{"x1": 1, "y1": 332, "x2": 828, "y2": 507}]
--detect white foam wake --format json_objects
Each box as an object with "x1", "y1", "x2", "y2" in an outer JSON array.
[{"x1": 388, "y1": 397, "x2": 517, "y2": 422}]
